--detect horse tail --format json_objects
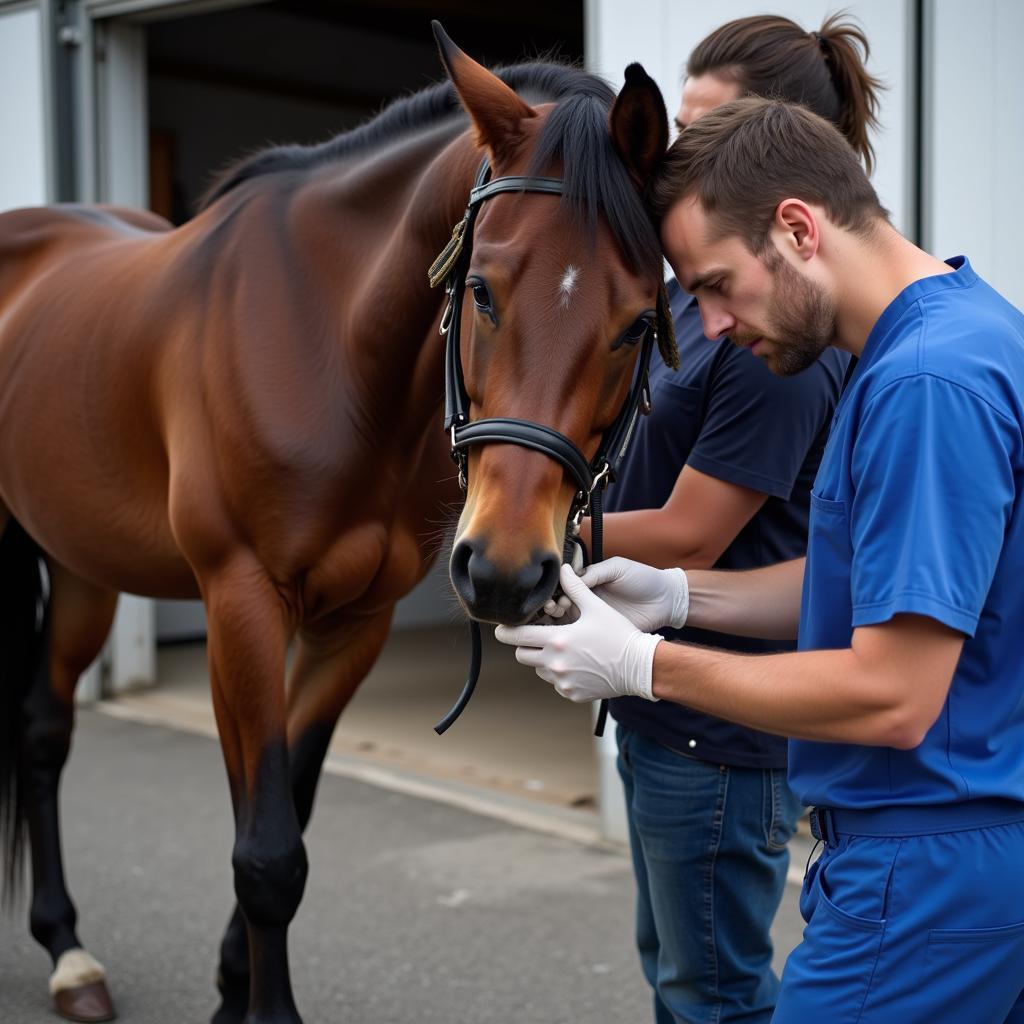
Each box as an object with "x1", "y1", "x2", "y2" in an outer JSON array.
[{"x1": 0, "y1": 518, "x2": 45, "y2": 903}]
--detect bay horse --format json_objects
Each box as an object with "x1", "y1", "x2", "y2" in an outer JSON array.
[{"x1": 0, "y1": 24, "x2": 674, "y2": 1024}]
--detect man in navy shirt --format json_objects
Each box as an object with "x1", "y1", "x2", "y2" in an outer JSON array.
[{"x1": 498, "y1": 98, "x2": 1024, "y2": 1021}]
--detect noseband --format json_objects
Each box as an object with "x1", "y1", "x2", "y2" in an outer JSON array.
[{"x1": 428, "y1": 159, "x2": 662, "y2": 735}]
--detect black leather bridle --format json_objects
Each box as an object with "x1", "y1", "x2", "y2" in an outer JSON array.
[{"x1": 429, "y1": 159, "x2": 663, "y2": 736}]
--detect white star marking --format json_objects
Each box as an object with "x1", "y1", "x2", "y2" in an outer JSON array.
[{"x1": 559, "y1": 265, "x2": 580, "y2": 308}]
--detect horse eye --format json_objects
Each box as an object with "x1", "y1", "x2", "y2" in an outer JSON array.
[
  {"x1": 467, "y1": 279, "x2": 492, "y2": 312},
  {"x1": 616, "y1": 316, "x2": 651, "y2": 349},
  {"x1": 466, "y1": 278, "x2": 498, "y2": 327}
]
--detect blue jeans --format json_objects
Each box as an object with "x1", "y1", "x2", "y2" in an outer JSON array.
[{"x1": 617, "y1": 725, "x2": 802, "y2": 1024}]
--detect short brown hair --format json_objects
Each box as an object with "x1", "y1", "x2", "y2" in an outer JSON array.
[{"x1": 651, "y1": 97, "x2": 888, "y2": 254}]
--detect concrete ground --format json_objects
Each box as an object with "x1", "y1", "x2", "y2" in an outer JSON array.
[
  {"x1": 0, "y1": 629, "x2": 812, "y2": 1024},
  {"x1": 138, "y1": 626, "x2": 602, "y2": 813}
]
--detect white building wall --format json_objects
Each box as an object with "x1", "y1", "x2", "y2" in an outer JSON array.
[
  {"x1": 0, "y1": 3, "x2": 49, "y2": 210},
  {"x1": 925, "y1": 0, "x2": 1024, "y2": 309},
  {"x1": 96, "y1": 21, "x2": 148, "y2": 209},
  {"x1": 86, "y1": 19, "x2": 158, "y2": 692}
]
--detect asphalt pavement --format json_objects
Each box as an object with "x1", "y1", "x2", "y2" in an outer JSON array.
[{"x1": 0, "y1": 709, "x2": 809, "y2": 1024}]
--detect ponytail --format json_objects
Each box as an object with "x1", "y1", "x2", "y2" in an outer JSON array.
[
  {"x1": 686, "y1": 11, "x2": 884, "y2": 173},
  {"x1": 814, "y1": 13, "x2": 882, "y2": 174}
]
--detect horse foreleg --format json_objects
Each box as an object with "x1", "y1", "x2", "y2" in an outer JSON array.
[
  {"x1": 203, "y1": 557, "x2": 307, "y2": 1024},
  {"x1": 213, "y1": 609, "x2": 394, "y2": 1024},
  {"x1": 23, "y1": 562, "x2": 118, "y2": 1022}
]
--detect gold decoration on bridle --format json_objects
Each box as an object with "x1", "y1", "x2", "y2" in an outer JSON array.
[
  {"x1": 428, "y1": 213, "x2": 470, "y2": 289},
  {"x1": 656, "y1": 282, "x2": 680, "y2": 370}
]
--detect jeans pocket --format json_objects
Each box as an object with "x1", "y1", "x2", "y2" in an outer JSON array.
[
  {"x1": 766, "y1": 768, "x2": 799, "y2": 851},
  {"x1": 616, "y1": 725, "x2": 633, "y2": 771}
]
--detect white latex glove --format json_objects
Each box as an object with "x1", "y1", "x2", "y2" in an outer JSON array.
[
  {"x1": 496, "y1": 564, "x2": 664, "y2": 702},
  {"x1": 540, "y1": 539, "x2": 585, "y2": 620},
  {"x1": 578, "y1": 556, "x2": 689, "y2": 632}
]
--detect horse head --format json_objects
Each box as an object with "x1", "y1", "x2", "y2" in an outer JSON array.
[{"x1": 433, "y1": 25, "x2": 676, "y2": 625}]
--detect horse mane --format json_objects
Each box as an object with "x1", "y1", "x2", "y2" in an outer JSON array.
[{"x1": 198, "y1": 61, "x2": 662, "y2": 277}]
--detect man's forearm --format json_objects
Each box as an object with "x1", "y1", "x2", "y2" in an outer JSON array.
[
  {"x1": 685, "y1": 557, "x2": 804, "y2": 640},
  {"x1": 580, "y1": 509, "x2": 714, "y2": 569},
  {"x1": 651, "y1": 641, "x2": 907, "y2": 746},
  {"x1": 651, "y1": 611, "x2": 962, "y2": 748}
]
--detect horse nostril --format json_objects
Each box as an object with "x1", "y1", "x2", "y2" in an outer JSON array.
[
  {"x1": 520, "y1": 552, "x2": 561, "y2": 619},
  {"x1": 449, "y1": 539, "x2": 476, "y2": 604},
  {"x1": 449, "y1": 540, "x2": 562, "y2": 624}
]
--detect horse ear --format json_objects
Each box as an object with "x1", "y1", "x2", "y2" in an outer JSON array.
[
  {"x1": 609, "y1": 63, "x2": 669, "y2": 186},
  {"x1": 433, "y1": 20, "x2": 536, "y2": 165}
]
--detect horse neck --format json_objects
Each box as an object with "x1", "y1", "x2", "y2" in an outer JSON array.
[{"x1": 290, "y1": 126, "x2": 480, "y2": 426}]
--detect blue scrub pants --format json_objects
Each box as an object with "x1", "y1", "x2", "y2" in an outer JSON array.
[
  {"x1": 775, "y1": 802, "x2": 1024, "y2": 1023},
  {"x1": 617, "y1": 725, "x2": 802, "y2": 1024}
]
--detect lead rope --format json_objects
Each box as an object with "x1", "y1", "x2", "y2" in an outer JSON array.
[
  {"x1": 433, "y1": 620, "x2": 482, "y2": 735},
  {"x1": 588, "y1": 485, "x2": 610, "y2": 737},
  {"x1": 433, "y1": 497, "x2": 606, "y2": 737},
  {"x1": 432, "y1": 496, "x2": 598, "y2": 736}
]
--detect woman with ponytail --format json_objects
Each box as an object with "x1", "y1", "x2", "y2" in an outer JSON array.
[
  {"x1": 684, "y1": 13, "x2": 882, "y2": 170},
  {"x1": 578, "y1": 13, "x2": 881, "y2": 1024}
]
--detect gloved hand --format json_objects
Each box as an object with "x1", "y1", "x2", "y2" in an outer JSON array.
[
  {"x1": 496, "y1": 564, "x2": 664, "y2": 702},
  {"x1": 577, "y1": 556, "x2": 689, "y2": 633},
  {"x1": 541, "y1": 539, "x2": 585, "y2": 620}
]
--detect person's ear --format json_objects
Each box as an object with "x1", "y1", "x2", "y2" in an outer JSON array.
[{"x1": 774, "y1": 199, "x2": 819, "y2": 261}]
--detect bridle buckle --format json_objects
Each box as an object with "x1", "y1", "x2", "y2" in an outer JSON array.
[
  {"x1": 590, "y1": 462, "x2": 612, "y2": 491},
  {"x1": 570, "y1": 461, "x2": 612, "y2": 533},
  {"x1": 449, "y1": 421, "x2": 468, "y2": 491},
  {"x1": 438, "y1": 288, "x2": 455, "y2": 336}
]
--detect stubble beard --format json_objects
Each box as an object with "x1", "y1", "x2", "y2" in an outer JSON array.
[{"x1": 760, "y1": 252, "x2": 838, "y2": 377}]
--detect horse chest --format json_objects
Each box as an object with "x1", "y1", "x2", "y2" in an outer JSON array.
[
  {"x1": 301, "y1": 519, "x2": 427, "y2": 623},
  {"x1": 251, "y1": 418, "x2": 455, "y2": 626}
]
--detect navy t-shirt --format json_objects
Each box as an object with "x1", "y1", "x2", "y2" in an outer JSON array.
[{"x1": 607, "y1": 278, "x2": 849, "y2": 768}]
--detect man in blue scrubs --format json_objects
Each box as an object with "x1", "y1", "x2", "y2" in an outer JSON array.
[
  {"x1": 497, "y1": 98, "x2": 1024, "y2": 1021},
  {"x1": 594, "y1": 274, "x2": 845, "y2": 1024}
]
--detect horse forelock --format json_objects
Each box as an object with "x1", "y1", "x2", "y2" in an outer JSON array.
[{"x1": 525, "y1": 93, "x2": 662, "y2": 281}]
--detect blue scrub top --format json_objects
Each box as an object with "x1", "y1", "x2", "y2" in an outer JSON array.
[
  {"x1": 608, "y1": 278, "x2": 848, "y2": 768},
  {"x1": 791, "y1": 257, "x2": 1024, "y2": 809}
]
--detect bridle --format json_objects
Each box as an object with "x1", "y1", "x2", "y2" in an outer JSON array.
[
  {"x1": 436, "y1": 161, "x2": 659, "y2": 533},
  {"x1": 428, "y1": 158, "x2": 665, "y2": 736}
]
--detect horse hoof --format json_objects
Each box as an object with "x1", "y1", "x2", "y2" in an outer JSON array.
[
  {"x1": 53, "y1": 980, "x2": 117, "y2": 1022},
  {"x1": 211, "y1": 998, "x2": 246, "y2": 1024}
]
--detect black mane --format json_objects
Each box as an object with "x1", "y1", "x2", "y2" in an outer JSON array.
[{"x1": 200, "y1": 61, "x2": 662, "y2": 276}]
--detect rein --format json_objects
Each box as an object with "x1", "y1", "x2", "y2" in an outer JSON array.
[{"x1": 429, "y1": 159, "x2": 662, "y2": 737}]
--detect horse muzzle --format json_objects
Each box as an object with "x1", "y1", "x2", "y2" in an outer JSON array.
[{"x1": 449, "y1": 536, "x2": 561, "y2": 625}]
